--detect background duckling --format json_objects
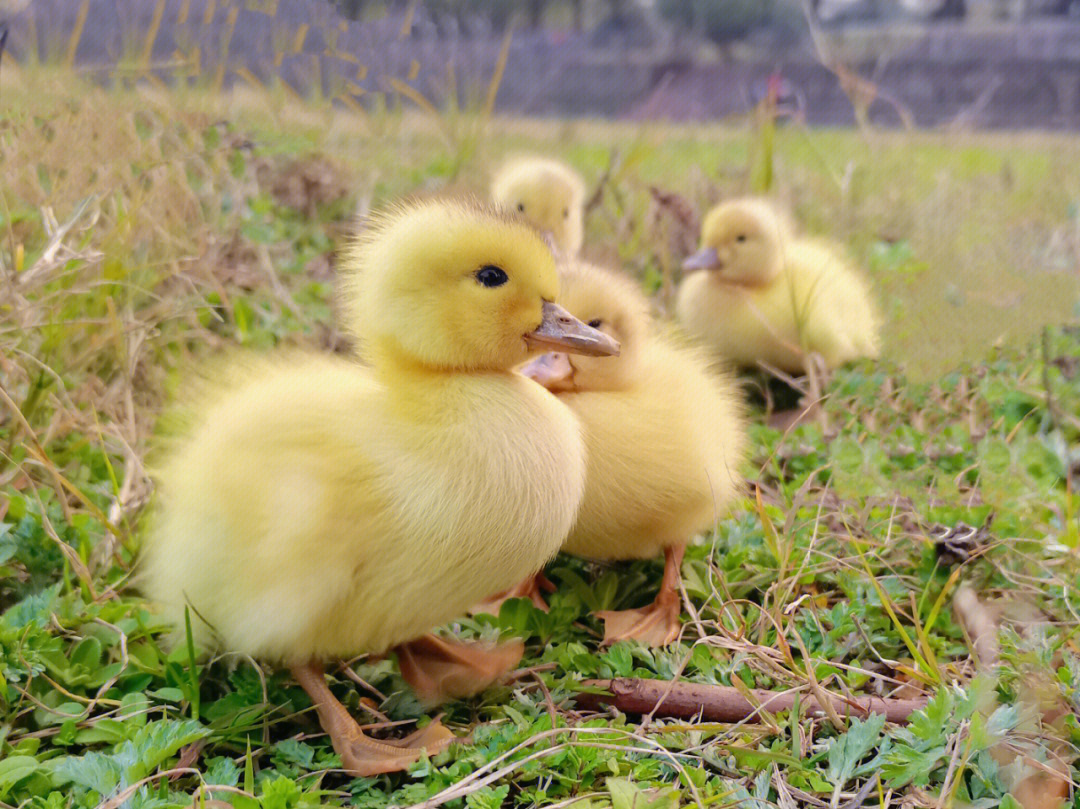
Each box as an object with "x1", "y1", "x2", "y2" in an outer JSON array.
[
  {"x1": 490, "y1": 155, "x2": 586, "y2": 255},
  {"x1": 515, "y1": 260, "x2": 746, "y2": 647},
  {"x1": 678, "y1": 197, "x2": 881, "y2": 375},
  {"x1": 139, "y1": 198, "x2": 618, "y2": 776}
]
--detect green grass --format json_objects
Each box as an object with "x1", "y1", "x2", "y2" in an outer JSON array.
[{"x1": 1, "y1": 67, "x2": 1079, "y2": 808}]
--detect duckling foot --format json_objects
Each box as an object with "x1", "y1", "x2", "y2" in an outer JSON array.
[
  {"x1": 395, "y1": 633, "x2": 525, "y2": 706},
  {"x1": 595, "y1": 545, "x2": 685, "y2": 648},
  {"x1": 469, "y1": 572, "x2": 555, "y2": 615},
  {"x1": 291, "y1": 661, "x2": 454, "y2": 776}
]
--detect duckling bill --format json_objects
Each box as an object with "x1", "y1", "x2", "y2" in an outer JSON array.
[
  {"x1": 140, "y1": 198, "x2": 617, "y2": 776},
  {"x1": 527, "y1": 301, "x2": 621, "y2": 356}
]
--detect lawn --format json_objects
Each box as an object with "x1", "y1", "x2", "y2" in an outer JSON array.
[{"x1": 1, "y1": 66, "x2": 1078, "y2": 808}]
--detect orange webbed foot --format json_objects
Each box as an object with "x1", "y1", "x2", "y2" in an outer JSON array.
[
  {"x1": 469, "y1": 572, "x2": 555, "y2": 615},
  {"x1": 395, "y1": 633, "x2": 525, "y2": 706},
  {"x1": 291, "y1": 662, "x2": 455, "y2": 776},
  {"x1": 594, "y1": 545, "x2": 686, "y2": 648},
  {"x1": 595, "y1": 597, "x2": 683, "y2": 647}
]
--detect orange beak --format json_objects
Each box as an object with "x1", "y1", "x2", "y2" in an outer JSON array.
[{"x1": 525, "y1": 302, "x2": 619, "y2": 357}]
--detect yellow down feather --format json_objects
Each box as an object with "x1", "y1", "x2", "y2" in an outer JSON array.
[
  {"x1": 677, "y1": 197, "x2": 881, "y2": 373},
  {"x1": 139, "y1": 198, "x2": 588, "y2": 665},
  {"x1": 490, "y1": 156, "x2": 586, "y2": 255}
]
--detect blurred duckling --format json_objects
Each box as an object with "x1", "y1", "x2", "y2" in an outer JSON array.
[
  {"x1": 678, "y1": 198, "x2": 880, "y2": 374},
  {"x1": 140, "y1": 198, "x2": 618, "y2": 775},
  {"x1": 491, "y1": 156, "x2": 586, "y2": 255},
  {"x1": 511, "y1": 260, "x2": 745, "y2": 646}
]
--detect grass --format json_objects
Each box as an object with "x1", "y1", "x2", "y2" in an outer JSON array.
[{"x1": 1, "y1": 64, "x2": 1079, "y2": 808}]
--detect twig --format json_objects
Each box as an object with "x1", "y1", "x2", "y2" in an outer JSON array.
[
  {"x1": 953, "y1": 584, "x2": 999, "y2": 668},
  {"x1": 575, "y1": 678, "x2": 927, "y2": 725}
]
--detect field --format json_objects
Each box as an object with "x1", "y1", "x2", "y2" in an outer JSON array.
[{"x1": 1, "y1": 65, "x2": 1080, "y2": 808}]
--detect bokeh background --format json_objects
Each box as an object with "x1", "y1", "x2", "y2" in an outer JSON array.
[{"x1": 3, "y1": 0, "x2": 1079, "y2": 381}]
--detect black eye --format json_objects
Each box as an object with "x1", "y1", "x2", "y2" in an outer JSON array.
[
  {"x1": 476, "y1": 265, "x2": 508, "y2": 287},
  {"x1": 563, "y1": 208, "x2": 569, "y2": 219},
  {"x1": 517, "y1": 203, "x2": 525, "y2": 212},
  {"x1": 587, "y1": 319, "x2": 603, "y2": 329},
  {"x1": 735, "y1": 234, "x2": 747, "y2": 243}
]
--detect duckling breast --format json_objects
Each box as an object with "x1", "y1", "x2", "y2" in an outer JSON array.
[
  {"x1": 334, "y1": 372, "x2": 586, "y2": 650},
  {"x1": 677, "y1": 271, "x2": 804, "y2": 370},
  {"x1": 141, "y1": 361, "x2": 586, "y2": 665}
]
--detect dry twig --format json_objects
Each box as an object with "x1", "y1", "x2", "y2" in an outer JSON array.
[{"x1": 576, "y1": 678, "x2": 927, "y2": 725}]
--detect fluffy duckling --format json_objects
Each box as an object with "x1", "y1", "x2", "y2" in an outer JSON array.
[
  {"x1": 678, "y1": 198, "x2": 880, "y2": 374},
  {"x1": 140, "y1": 198, "x2": 618, "y2": 775},
  {"x1": 513, "y1": 260, "x2": 745, "y2": 646},
  {"x1": 490, "y1": 156, "x2": 586, "y2": 255}
]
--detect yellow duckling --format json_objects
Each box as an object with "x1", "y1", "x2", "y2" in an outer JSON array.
[
  {"x1": 490, "y1": 156, "x2": 586, "y2": 255},
  {"x1": 678, "y1": 198, "x2": 880, "y2": 374},
  {"x1": 513, "y1": 260, "x2": 746, "y2": 647},
  {"x1": 140, "y1": 198, "x2": 618, "y2": 775}
]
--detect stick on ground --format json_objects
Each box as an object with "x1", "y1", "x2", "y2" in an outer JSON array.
[{"x1": 576, "y1": 678, "x2": 927, "y2": 725}]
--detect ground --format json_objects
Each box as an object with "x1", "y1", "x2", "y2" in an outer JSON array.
[{"x1": 0, "y1": 67, "x2": 1078, "y2": 808}]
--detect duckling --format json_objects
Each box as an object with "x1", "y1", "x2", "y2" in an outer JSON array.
[
  {"x1": 678, "y1": 198, "x2": 880, "y2": 374},
  {"x1": 140, "y1": 198, "x2": 618, "y2": 776},
  {"x1": 490, "y1": 156, "x2": 586, "y2": 255},
  {"x1": 513, "y1": 260, "x2": 746, "y2": 647}
]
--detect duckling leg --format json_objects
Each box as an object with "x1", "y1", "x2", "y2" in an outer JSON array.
[
  {"x1": 469, "y1": 572, "x2": 555, "y2": 615},
  {"x1": 595, "y1": 545, "x2": 685, "y2": 647},
  {"x1": 395, "y1": 633, "x2": 525, "y2": 706},
  {"x1": 291, "y1": 662, "x2": 454, "y2": 776}
]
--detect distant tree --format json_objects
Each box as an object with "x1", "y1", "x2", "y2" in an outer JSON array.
[
  {"x1": 462, "y1": 0, "x2": 518, "y2": 29},
  {"x1": 934, "y1": 0, "x2": 966, "y2": 16},
  {"x1": 459, "y1": 0, "x2": 548, "y2": 30},
  {"x1": 657, "y1": 0, "x2": 802, "y2": 50},
  {"x1": 332, "y1": 0, "x2": 368, "y2": 19},
  {"x1": 571, "y1": 0, "x2": 585, "y2": 29},
  {"x1": 527, "y1": 0, "x2": 546, "y2": 26}
]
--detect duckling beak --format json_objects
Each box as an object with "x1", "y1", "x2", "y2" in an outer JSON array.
[
  {"x1": 682, "y1": 247, "x2": 720, "y2": 273},
  {"x1": 519, "y1": 352, "x2": 574, "y2": 389},
  {"x1": 526, "y1": 301, "x2": 620, "y2": 357}
]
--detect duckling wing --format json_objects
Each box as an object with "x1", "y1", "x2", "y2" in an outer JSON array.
[
  {"x1": 788, "y1": 241, "x2": 880, "y2": 366},
  {"x1": 141, "y1": 355, "x2": 397, "y2": 664}
]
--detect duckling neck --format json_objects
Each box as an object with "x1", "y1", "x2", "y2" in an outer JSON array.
[{"x1": 366, "y1": 339, "x2": 512, "y2": 388}]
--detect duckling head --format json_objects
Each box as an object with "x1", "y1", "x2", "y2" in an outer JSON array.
[
  {"x1": 341, "y1": 198, "x2": 617, "y2": 373},
  {"x1": 520, "y1": 259, "x2": 649, "y2": 393},
  {"x1": 682, "y1": 198, "x2": 792, "y2": 285},
  {"x1": 490, "y1": 158, "x2": 586, "y2": 255}
]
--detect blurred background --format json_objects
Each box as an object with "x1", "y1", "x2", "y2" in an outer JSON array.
[
  {"x1": 1, "y1": 0, "x2": 1079, "y2": 386},
  {"x1": 6, "y1": 0, "x2": 1080, "y2": 126}
]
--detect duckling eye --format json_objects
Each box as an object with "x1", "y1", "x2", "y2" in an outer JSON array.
[
  {"x1": 563, "y1": 208, "x2": 569, "y2": 219},
  {"x1": 516, "y1": 203, "x2": 525, "y2": 212},
  {"x1": 476, "y1": 265, "x2": 509, "y2": 288},
  {"x1": 587, "y1": 318, "x2": 603, "y2": 329},
  {"x1": 735, "y1": 234, "x2": 747, "y2": 243}
]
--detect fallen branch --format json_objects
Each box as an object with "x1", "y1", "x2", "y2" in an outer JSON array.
[
  {"x1": 576, "y1": 678, "x2": 927, "y2": 725},
  {"x1": 953, "y1": 583, "x2": 999, "y2": 668}
]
